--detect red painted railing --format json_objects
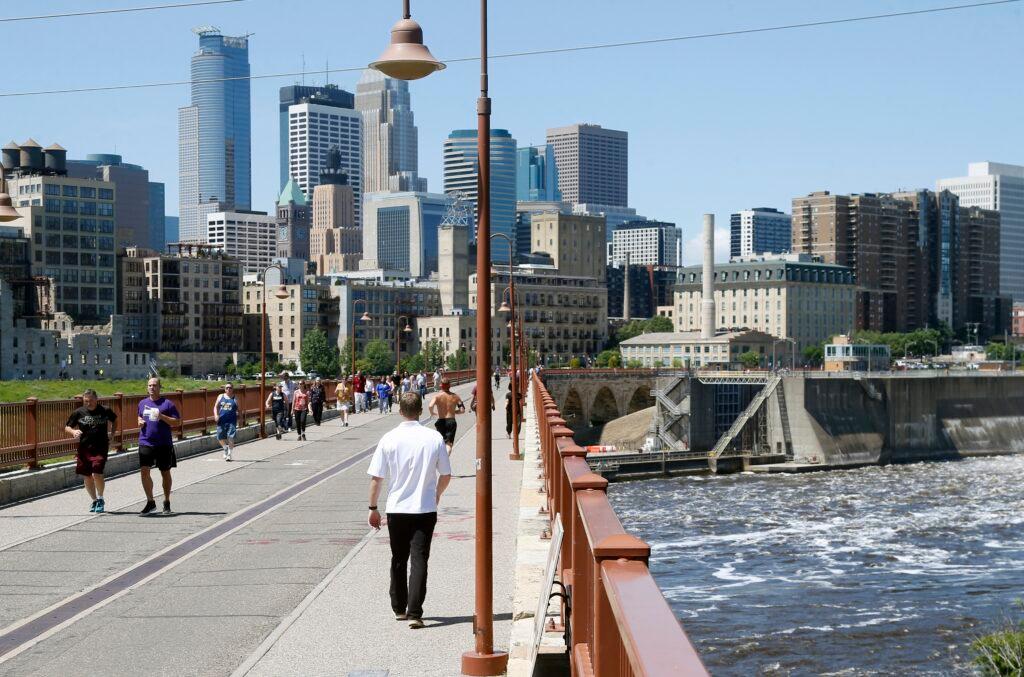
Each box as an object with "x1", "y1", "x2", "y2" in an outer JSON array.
[
  {"x1": 532, "y1": 372, "x2": 708, "y2": 676},
  {"x1": 0, "y1": 369, "x2": 475, "y2": 471}
]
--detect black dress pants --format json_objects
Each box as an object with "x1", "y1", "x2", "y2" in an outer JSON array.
[
  {"x1": 386, "y1": 512, "x2": 438, "y2": 618},
  {"x1": 312, "y1": 401, "x2": 324, "y2": 425}
]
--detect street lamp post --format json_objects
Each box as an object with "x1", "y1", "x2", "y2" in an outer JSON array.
[
  {"x1": 498, "y1": 285, "x2": 520, "y2": 460},
  {"x1": 351, "y1": 299, "x2": 371, "y2": 380},
  {"x1": 372, "y1": 1, "x2": 507, "y2": 672},
  {"x1": 396, "y1": 315, "x2": 412, "y2": 372},
  {"x1": 260, "y1": 264, "x2": 289, "y2": 439}
]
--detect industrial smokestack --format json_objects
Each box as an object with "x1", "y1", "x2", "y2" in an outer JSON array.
[{"x1": 701, "y1": 213, "x2": 715, "y2": 339}]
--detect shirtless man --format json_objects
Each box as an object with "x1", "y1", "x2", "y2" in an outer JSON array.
[{"x1": 428, "y1": 378, "x2": 465, "y2": 455}]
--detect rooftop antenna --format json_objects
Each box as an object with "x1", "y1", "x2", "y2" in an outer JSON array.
[
  {"x1": 301, "y1": 53, "x2": 306, "y2": 86},
  {"x1": 325, "y1": 57, "x2": 330, "y2": 86}
]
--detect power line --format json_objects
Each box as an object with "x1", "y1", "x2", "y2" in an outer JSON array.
[
  {"x1": 0, "y1": 0, "x2": 1017, "y2": 98},
  {"x1": 0, "y1": 0, "x2": 247, "y2": 23}
]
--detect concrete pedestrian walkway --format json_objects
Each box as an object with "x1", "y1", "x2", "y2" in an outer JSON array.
[
  {"x1": 0, "y1": 381, "x2": 525, "y2": 677},
  {"x1": 238, "y1": 386, "x2": 523, "y2": 676}
]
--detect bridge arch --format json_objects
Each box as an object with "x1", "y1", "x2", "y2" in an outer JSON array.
[
  {"x1": 590, "y1": 387, "x2": 620, "y2": 426},
  {"x1": 563, "y1": 388, "x2": 586, "y2": 428},
  {"x1": 626, "y1": 386, "x2": 655, "y2": 414}
]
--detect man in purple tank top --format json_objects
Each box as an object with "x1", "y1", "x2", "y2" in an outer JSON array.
[{"x1": 136, "y1": 377, "x2": 180, "y2": 515}]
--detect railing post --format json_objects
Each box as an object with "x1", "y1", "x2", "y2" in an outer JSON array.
[
  {"x1": 175, "y1": 389, "x2": 185, "y2": 441},
  {"x1": 25, "y1": 397, "x2": 39, "y2": 470},
  {"x1": 238, "y1": 384, "x2": 248, "y2": 427},
  {"x1": 201, "y1": 388, "x2": 210, "y2": 436},
  {"x1": 592, "y1": 534, "x2": 651, "y2": 676},
  {"x1": 549, "y1": 425, "x2": 574, "y2": 518},
  {"x1": 115, "y1": 392, "x2": 125, "y2": 452}
]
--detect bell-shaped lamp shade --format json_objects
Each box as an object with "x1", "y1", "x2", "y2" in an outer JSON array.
[
  {"x1": 498, "y1": 300, "x2": 511, "y2": 313},
  {"x1": 274, "y1": 284, "x2": 290, "y2": 299},
  {"x1": 0, "y1": 192, "x2": 19, "y2": 223},
  {"x1": 369, "y1": 18, "x2": 445, "y2": 81},
  {"x1": 403, "y1": 324, "x2": 412, "y2": 333},
  {"x1": 360, "y1": 312, "x2": 372, "y2": 322}
]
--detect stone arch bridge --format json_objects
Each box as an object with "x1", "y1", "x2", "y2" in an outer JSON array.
[{"x1": 541, "y1": 369, "x2": 658, "y2": 429}]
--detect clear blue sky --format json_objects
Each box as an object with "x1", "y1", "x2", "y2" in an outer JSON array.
[{"x1": 4, "y1": 0, "x2": 1022, "y2": 263}]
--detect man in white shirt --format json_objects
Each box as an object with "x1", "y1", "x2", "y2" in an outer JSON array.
[{"x1": 367, "y1": 392, "x2": 452, "y2": 629}]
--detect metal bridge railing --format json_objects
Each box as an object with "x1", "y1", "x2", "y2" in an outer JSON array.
[{"x1": 533, "y1": 373, "x2": 708, "y2": 676}]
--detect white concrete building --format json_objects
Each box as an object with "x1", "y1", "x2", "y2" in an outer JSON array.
[
  {"x1": 607, "y1": 220, "x2": 681, "y2": 267},
  {"x1": 287, "y1": 102, "x2": 362, "y2": 226},
  {"x1": 938, "y1": 162, "x2": 1024, "y2": 300},
  {"x1": 205, "y1": 210, "x2": 277, "y2": 274},
  {"x1": 730, "y1": 207, "x2": 792, "y2": 259},
  {"x1": 619, "y1": 330, "x2": 777, "y2": 369}
]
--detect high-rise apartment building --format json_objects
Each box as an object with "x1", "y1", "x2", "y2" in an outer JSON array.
[
  {"x1": 67, "y1": 153, "x2": 165, "y2": 251},
  {"x1": 311, "y1": 148, "x2": 360, "y2": 274},
  {"x1": 362, "y1": 192, "x2": 450, "y2": 278},
  {"x1": 938, "y1": 162, "x2": 1024, "y2": 301},
  {"x1": 278, "y1": 84, "x2": 354, "y2": 189},
  {"x1": 356, "y1": 69, "x2": 427, "y2": 194},
  {"x1": 205, "y1": 209, "x2": 277, "y2": 274},
  {"x1": 793, "y1": 189, "x2": 1008, "y2": 337},
  {"x1": 607, "y1": 220, "x2": 681, "y2": 267},
  {"x1": 287, "y1": 102, "x2": 362, "y2": 226},
  {"x1": 516, "y1": 145, "x2": 560, "y2": 202},
  {"x1": 546, "y1": 124, "x2": 628, "y2": 207},
  {"x1": 443, "y1": 129, "x2": 516, "y2": 264},
  {"x1": 178, "y1": 28, "x2": 251, "y2": 243},
  {"x1": 730, "y1": 207, "x2": 792, "y2": 259}
]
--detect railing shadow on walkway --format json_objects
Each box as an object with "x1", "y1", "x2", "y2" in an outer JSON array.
[{"x1": 533, "y1": 372, "x2": 709, "y2": 676}]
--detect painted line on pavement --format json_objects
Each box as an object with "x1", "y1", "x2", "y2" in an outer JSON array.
[{"x1": 0, "y1": 437, "x2": 382, "y2": 665}]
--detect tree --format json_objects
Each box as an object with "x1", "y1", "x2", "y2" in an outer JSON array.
[
  {"x1": 400, "y1": 353, "x2": 426, "y2": 373},
  {"x1": 739, "y1": 351, "x2": 760, "y2": 369},
  {"x1": 300, "y1": 328, "x2": 340, "y2": 376},
  {"x1": 626, "y1": 359, "x2": 644, "y2": 369},
  {"x1": 445, "y1": 347, "x2": 470, "y2": 371},
  {"x1": 569, "y1": 357, "x2": 582, "y2": 368},
  {"x1": 362, "y1": 339, "x2": 394, "y2": 375},
  {"x1": 803, "y1": 344, "x2": 823, "y2": 366},
  {"x1": 421, "y1": 339, "x2": 446, "y2": 371},
  {"x1": 645, "y1": 315, "x2": 673, "y2": 333},
  {"x1": 595, "y1": 349, "x2": 621, "y2": 368}
]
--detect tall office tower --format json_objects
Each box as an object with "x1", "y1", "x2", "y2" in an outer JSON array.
[
  {"x1": 442, "y1": 129, "x2": 516, "y2": 264},
  {"x1": 516, "y1": 145, "x2": 560, "y2": 202},
  {"x1": 356, "y1": 69, "x2": 427, "y2": 194},
  {"x1": 278, "y1": 84, "x2": 354, "y2": 190},
  {"x1": 178, "y1": 27, "x2": 251, "y2": 242},
  {"x1": 730, "y1": 207, "x2": 792, "y2": 259},
  {"x1": 275, "y1": 178, "x2": 310, "y2": 259},
  {"x1": 148, "y1": 183, "x2": 166, "y2": 252},
  {"x1": 362, "y1": 192, "x2": 450, "y2": 277},
  {"x1": 938, "y1": 162, "x2": 1024, "y2": 300},
  {"x1": 205, "y1": 209, "x2": 277, "y2": 274},
  {"x1": 546, "y1": 123, "x2": 628, "y2": 207},
  {"x1": 608, "y1": 220, "x2": 682, "y2": 267},
  {"x1": 287, "y1": 102, "x2": 362, "y2": 225},
  {"x1": 311, "y1": 148, "x2": 361, "y2": 274}
]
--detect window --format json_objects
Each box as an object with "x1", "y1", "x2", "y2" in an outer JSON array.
[
  {"x1": 98, "y1": 188, "x2": 113, "y2": 200},
  {"x1": 79, "y1": 186, "x2": 96, "y2": 198}
]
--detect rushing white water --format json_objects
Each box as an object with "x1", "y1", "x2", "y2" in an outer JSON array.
[{"x1": 608, "y1": 455, "x2": 1024, "y2": 676}]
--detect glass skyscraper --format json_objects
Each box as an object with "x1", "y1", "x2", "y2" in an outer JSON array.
[
  {"x1": 178, "y1": 28, "x2": 251, "y2": 242},
  {"x1": 516, "y1": 145, "x2": 560, "y2": 202},
  {"x1": 443, "y1": 129, "x2": 516, "y2": 264}
]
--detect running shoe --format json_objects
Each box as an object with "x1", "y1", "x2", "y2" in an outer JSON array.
[
  {"x1": 162, "y1": 500, "x2": 172, "y2": 515},
  {"x1": 408, "y1": 618, "x2": 425, "y2": 629},
  {"x1": 89, "y1": 499, "x2": 98, "y2": 513},
  {"x1": 94, "y1": 498, "x2": 105, "y2": 513},
  {"x1": 140, "y1": 499, "x2": 157, "y2": 515},
  {"x1": 395, "y1": 613, "x2": 408, "y2": 621}
]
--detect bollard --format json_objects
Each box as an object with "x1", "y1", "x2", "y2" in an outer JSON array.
[
  {"x1": 25, "y1": 397, "x2": 39, "y2": 470},
  {"x1": 115, "y1": 392, "x2": 125, "y2": 452},
  {"x1": 201, "y1": 388, "x2": 210, "y2": 436},
  {"x1": 175, "y1": 389, "x2": 185, "y2": 440}
]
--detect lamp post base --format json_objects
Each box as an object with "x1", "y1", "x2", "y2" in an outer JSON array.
[
  {"x1": 461, "y1": 650, "x2": 508, "y2": 676},
  {"x1": 508, "y1": 452, "x2": 523, "y2": 461}
]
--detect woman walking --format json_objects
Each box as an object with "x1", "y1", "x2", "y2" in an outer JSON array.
[
  {"x1": 310, "y1": 378, "x2": 326, "y2": 426},
  {"x1": 266, "y1": 384, "x2": 286, "y2": 440},
  {"x1": 292, "y1": 381, "x2": 310, "y2": 441},
  {"x1": 335, "y1": 379, "x2": 351, "y2": 427},
  {"x1": 213, "y1": 383, "x2": 239, "y2": 461}
]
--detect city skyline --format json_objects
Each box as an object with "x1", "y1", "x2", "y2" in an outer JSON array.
[{"x1": 2, "y1": 1, "x2": 1021, "y2": 264}]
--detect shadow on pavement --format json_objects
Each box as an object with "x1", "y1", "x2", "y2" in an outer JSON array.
[{"x1": 425, "y1": 612, "x2": 513, "y2": 628}]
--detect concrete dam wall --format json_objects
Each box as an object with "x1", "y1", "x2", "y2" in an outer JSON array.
[{"x1": 790, "y1": 375, "x2": 1024, "y2": 466}]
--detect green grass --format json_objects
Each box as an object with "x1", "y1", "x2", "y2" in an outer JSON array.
[{"x1": 0, "y1": 377, "x2": 251, "y2": 403}]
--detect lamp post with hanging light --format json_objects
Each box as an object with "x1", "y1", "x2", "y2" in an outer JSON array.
[
  {"x1": 371, "y1": 0, "x2": 507, "y2": 672},
  {"x1": 351, "y1": 299, "x2": 371, "y2": 381},
  {"x1": 498, "y1": 286, "x2": 520, "y2": 460},
  {"x1": 260, "y1": 264, "x2": 290, "y2": 439}
]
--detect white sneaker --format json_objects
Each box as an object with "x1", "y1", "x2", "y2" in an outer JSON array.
[{"x1": 226, "y1": 451, "x2": 232, "y2": 461}]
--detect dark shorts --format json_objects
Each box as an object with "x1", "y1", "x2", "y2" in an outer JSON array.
[
  {"x1": 75, "y1": 448, "x2": 108, "y2": 476},
  {"x1": 139, "y1": 444, "x2": 177, "y2": 471},
  {"x1": 216, "y1": 421, "x2": 237, "y2": 440},
  {"x1": 435, "y1": 418, "x2": 457, "y2": 445}
]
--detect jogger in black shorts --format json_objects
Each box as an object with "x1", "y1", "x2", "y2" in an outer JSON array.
[
  {"x1": 427, "y1": 378, "x2": 465, "y2": 455},
  {"x1": 434, "y1": 418, "x2": 457, "y2": 447}
]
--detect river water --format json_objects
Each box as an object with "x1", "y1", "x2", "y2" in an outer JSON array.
[{"x1": 608, "y1": 455, "x2": 1024, "y2": 676}]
